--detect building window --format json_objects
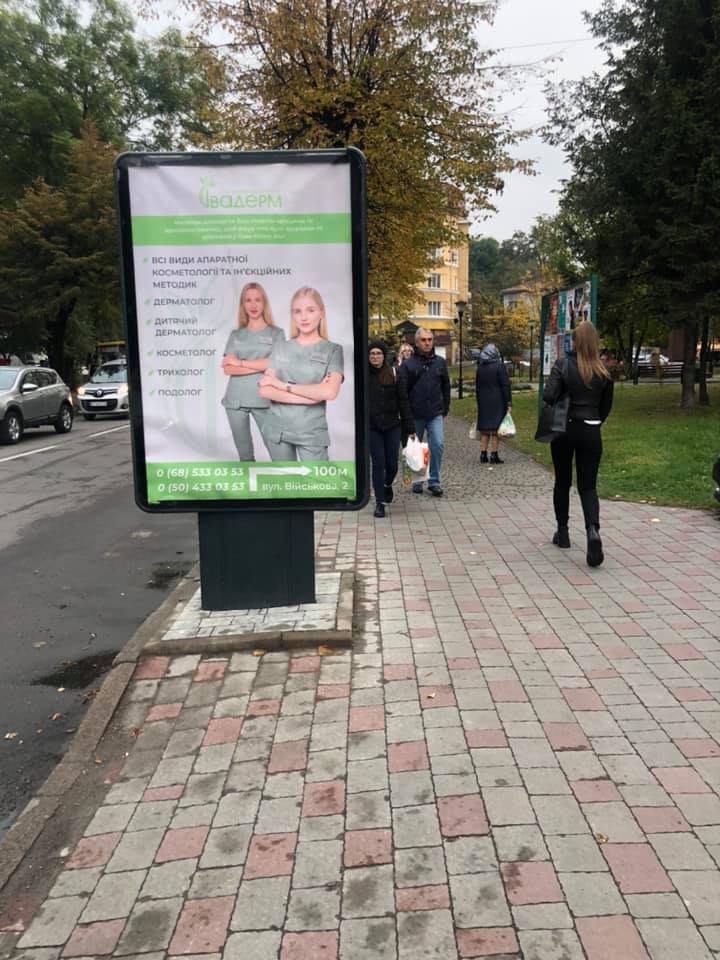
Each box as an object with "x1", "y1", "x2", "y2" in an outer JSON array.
[
  {"x1": 427, "y1": 273, "x2": 441, "y2": 288},
  {"x1": 432, "y1": 247, "x2": 444, "y2": 261},
  {"x1": 449, "y1": 249, "x2": 458, "y2": 264},
  {"x1": 427, "y1": 301, "x2": 441, "y2": 317}
]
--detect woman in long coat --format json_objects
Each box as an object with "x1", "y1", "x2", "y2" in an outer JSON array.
[{"x1": 475, "y1": 343, "x2": 511, "y2": 463}]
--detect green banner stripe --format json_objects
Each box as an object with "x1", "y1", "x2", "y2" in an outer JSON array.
[
  {"x1": 146, "y1": 461, "x2": 356, "y2": 502},
  {"x1": 132, "y1": 214, "x2": 351, "y2": 246}
]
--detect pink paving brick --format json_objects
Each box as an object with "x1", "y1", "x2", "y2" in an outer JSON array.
[
  {"x1": 66, "y1": 833, "x2": 121, "y2": 870},
  {"x1": 143, "y1": 785, "x2": 184, "y2": 802},
  {"x1": 156, "y1": 826, "x2": 209, "y2": 863},
  {"x1": 193, "y1": 660, "x2": 228, "y2": 683},
  {"x1": 488, "y1": 679, "x2": 528, "y2": 703},
  {"x1": 290, "y1": 656, "x2": 321, "y2": 674},
  {"x1": 465, "y1": 729, "x2": 508, "y2": 749},
  {"x1": 600, "y1": 644, "x2": 636, "y2": 660},
  {"x1": 395, "y1": 885, "x2": 451, "y2": 912},
  {"x1": 437, "y1": 795, "x2": 488, "y2": 837},
  {"x1": 168, "y1": 896, "x2": 234, "y2": 955},
  {"x1": 501, "y1": 861, "x2": 563, "y2": 905},
  {"x1": 613, "y1": 621, "x2": 647, "y2": 637},
  {"x1": 344, "y1": 829, "x2": 392, "y2": 867},
  {"x1": 410, "y1": 628, "x2": 438, "y2": 638},
  {"x1": 543, "y1": 722, "x2": 591, "y2": 751},
  {"x1": 672, "y1": 686, "x2": 714, "y2": 702},
  {"x1": 577, "y1": 916, "x2": 649, "y2": 960},
  {"x1": 203, "y1": 717, "x2": 243, "y2": 746},
  {"x1": 472, "y1": 634, "x2": 503, "y2": 650},
  {"x1": 603, "y1": 843, "x2": 673, "y2": 894},
  {"x1": 631, "y1": 806, "x2": 691, "y2": 833},
  {"x1": 383, "y1": 663, "x2": 416, "y2": 681},
  {"x1": 146, "y1": 702, "x2": 183, "y2": 722},
  {"x1": 664, "y1": 643, "x2": 704, "y2": 661},
  {"x1": 419, "y1": 686, "x2": 457, "y2": 709},
  {"x1": 349, "y1": 705, "x2": 385, "y2": 732},
  {"x1": 302, "y1": 780, "x2": 345, "y2": 817},
  {"x1": 653, "y1": 766, "x2": 712, "y2": 794},
  {"x1": 562, "y1": 687, "x2": 605, "y2": 711},
  {"x1": 63, "y1": 920, "x2": 125, "y2": 957},
  {"x1": 133, "y1": 656, "x2": 170, "y2": 680},
  {"x1": 447, "y1": 658, "x2": 479, "y2": 671},
  {"x1": 675, "y1": 738, "x2": 720, "y2": 758},
  {"x1": 388, "y1": 740, "x2": 429, "y2": 773},
  {"x1": 281, "y1": 931, "x2": 338, "y2": 960},
  {"x1": 456, "y1": 928, "x2": 519, "y2": 958},
  {"x1": 244, "y1": 833, "x2": 297, "y2": 879},
  {"x1": 529, "y1": 633, "x2": 564, "y2": 649},
  {"x1": 317, "y1": 684, "x2": 351, "y2": 700},
  {"x1": 246, "y1": 698, "x2": 280, "y2": 717},
  {"x1": 268, "y1": 739, "x2": 308, "y2": 774},
  {"x1": 619, "y1": 601, "x2": 650, "y2": 614},
  {"x1": 571, "y1": 780, "x2": 622, "y2": 803}
]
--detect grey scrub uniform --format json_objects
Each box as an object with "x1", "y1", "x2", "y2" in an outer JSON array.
[
  {"x1": 222, "y1": 324, "x2": 286, "y2": 461},
  {"x1": 265, "y1": 338, "x2": 344, "y2": 461}
]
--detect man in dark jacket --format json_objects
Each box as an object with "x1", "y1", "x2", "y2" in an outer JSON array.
[{"x1": 397, "y1": 328, "x2": 451, "y2": 496}]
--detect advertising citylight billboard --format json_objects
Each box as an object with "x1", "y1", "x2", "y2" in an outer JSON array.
[
  {"x1": 540, "y1": 277, "x2": 598, "y2": 379},
  {"x1": 115, "y1": 150, "x2": 368, "y2": 512}
]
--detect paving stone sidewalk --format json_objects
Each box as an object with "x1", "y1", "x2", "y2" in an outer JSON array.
[{"x1": 3, "y1": 444, "x2": 720, "y2": 959}]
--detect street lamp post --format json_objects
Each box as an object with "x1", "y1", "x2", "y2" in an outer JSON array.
[
  {"x1": 455, "y1": 299, "x2": 467, "y2": 399},
  {"x1": 529, "y1": 322, "x2": 534, "y2": 384}
]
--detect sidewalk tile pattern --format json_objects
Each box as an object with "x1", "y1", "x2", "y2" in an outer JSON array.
[{"x1": 7, "y1": 474, "x2": 720, "y2": 960}]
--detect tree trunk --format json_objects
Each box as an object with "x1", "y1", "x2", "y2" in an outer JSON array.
[
  {"x1": 698, "y1": 314, "x2": 710, "y2": 406},
  {"x1": 47, "y1": 303, "x2": 75, "y2": 385},
  {"x1": 631, "y1": 322, "x2": 648, "y2": 386},
  {"x1": 680, "y1": 318, "x2": 698, "y2": 409}
]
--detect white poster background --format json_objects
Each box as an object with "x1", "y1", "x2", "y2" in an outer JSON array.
[{"x1": 128, "y1": 163, "x2": 355, "y2": 465}]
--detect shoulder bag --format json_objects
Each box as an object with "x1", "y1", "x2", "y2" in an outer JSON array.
[{"x1": 535, "y1": 358, "x2": 569, "y2": 443}]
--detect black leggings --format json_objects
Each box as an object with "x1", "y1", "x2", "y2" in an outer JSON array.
[
  {"x1": 370, "y1": 426, "x2": 400, "y2": 503},
  {"x1": 550, "y1": 420, "x2": 603, "y2": 529}
]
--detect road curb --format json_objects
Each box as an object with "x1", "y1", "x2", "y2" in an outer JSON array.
[{"x1": 0, "y1": 566, "x2": 199, "y2": 896}]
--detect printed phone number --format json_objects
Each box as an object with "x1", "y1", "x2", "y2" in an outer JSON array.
[
  {"x1": 155, "y1": 482, "x2": 246, "y2": 494},
  {"x1": 154, "y1": 467, "x2": 245, "y2": 479}
]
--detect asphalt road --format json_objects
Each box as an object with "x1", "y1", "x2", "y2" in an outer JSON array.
[{"x1": 0, "y1": 415, "x2": 197, "y2": 832}]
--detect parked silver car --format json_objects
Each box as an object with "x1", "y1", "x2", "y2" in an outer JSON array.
[
  {"x1": 0, "y1": 366, "x2": 74, "y2": 444},
  {"x1": 76, "y1": 360, "x2": 129, "y2": 420}
]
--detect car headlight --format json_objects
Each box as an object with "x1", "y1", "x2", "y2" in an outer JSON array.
[{"x1": 117, "y1": 384, "x2": 129, "y2": 397}]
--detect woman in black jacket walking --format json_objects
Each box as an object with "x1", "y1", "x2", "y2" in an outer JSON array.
[
  {"x1": 369, "y1": 341, "x2": 415, "y2": 518},
  {"x1": 475, "y1": 344, "x2": 512, "y2": 463},
  {"x1": 543, "y1": 320, "x2": 614, "y2": 567}
]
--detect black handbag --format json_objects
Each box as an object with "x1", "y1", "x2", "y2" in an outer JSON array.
[{"x1": 535, "y1": 359, "x2": 569, "y2": 443}]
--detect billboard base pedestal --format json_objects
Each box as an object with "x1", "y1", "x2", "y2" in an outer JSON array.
[{"x1": 197, "y1": 511, "x2": 315, "y2": 611}]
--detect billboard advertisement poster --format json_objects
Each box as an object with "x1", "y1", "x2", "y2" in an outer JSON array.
[
  {"x1": 115, "y1": 150, "x2": 368, "y2": 512},
  {"x1": 538, "y1": 276, "x2": 598, "y2": 406}
]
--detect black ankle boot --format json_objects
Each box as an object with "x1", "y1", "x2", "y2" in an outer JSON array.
[
  {"x1": 490, "y1": 451, "x2": 503, "y2": 464},
  {"x1": 480, "y1": 450, "x2": 488, "y2": 463},
  {"x1": 552, "y1": 526, "x2": 571, "y2": 548},
  {"x1": 374, "y1": 502, "x2": 385, "y2": 518},
  {"x1": 586, "y1": 525, "x2": 604, "y2": 567}
]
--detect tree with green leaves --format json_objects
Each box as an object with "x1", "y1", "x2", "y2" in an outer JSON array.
[
  {"x1": 0, "y1": 0, "x2": 224, "y2": 204},
  {"x1": 0, "y1": 125, "x2": 120, "y2": 383},
  {"x1": 547, "y1": 0, "x2": 720, "y2": 407},
  {"x1": 170, "y1": 0, "x2": 520, "y2": 319}
]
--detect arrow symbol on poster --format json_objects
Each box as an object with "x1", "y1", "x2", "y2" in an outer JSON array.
[{"x1": 248, "y1": 466, "x2": 313, "y2": 491}]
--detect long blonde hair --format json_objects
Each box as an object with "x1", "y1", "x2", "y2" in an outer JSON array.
[
  {"x1": 289, "y1": 286, "x2": 328, "y2": 339},
  {"x1": 237, "y1": 282, "x2": 274, "y2": 328},
  {"x1": 573, "y1": 320, "x2": 609, "y2": 385}
]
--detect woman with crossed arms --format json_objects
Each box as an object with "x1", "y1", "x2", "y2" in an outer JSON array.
[{"x1": 258, "y1": 286, "x2": 344, "y2": 461}]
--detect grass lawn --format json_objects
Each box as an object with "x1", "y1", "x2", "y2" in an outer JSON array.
[{"x1": 453, "y1": 381, "x2": 720, "y2": 511}]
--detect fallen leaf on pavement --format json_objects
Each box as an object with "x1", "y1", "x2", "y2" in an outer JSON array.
[
  {"x1": 57, "y1": 687, "x2": 65, "y2": 693},
  {"x1": 50, "y1": 713, "x2": 63, "y2": 721},
  {"x1": 94, "y1": 757, "x2": 103, "y2": 764},
  {"x1": 426, "y1": 692, "x2": 436, "y2": 699},
  {"x1": 595, "y1": 832, "x2": 609, "y2": 844},
  {"x1": 4, "y1": 732, "x2": 18, "y2": 740},
  {"x1": 318, "y1": 645, "x2": 345, "y2": 656},
  {"x1": 252, "y1": 649, "x2": 265, "y2": 657}
]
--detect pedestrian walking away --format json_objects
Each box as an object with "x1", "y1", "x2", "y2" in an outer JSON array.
[
  {"x1": 368, "y1": 340, "x2": 415, "y2": 518},
  {"x1": 543, "y1": 319, "x2": 614, "y2": 566},
  {"x1": 397, "y1": 328, "x2": 450, "y2": 496},
  {"x1": 474, "y1": 342, "x2": 512, "y2": 464}
]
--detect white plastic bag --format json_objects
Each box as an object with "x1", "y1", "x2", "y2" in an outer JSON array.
[
  {"x1": 498, "y1": 412, "x2": 516, "y2": 438},
  {"x1": 468, "y1": 425, "x2": 478, "y2": 440},
  {"x1": 403, "y1": 436, "x2": 429, "y2": 481}
]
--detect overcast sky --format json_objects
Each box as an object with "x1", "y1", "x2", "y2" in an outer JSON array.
[{"x1": 474, "y1": 0, "x2": 607, "y2": 241}]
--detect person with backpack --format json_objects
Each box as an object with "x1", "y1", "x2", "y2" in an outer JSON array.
[
  {"x1": 396, "y1": 328, "x2": 451, "y2": 497},
  {"x1": 368, "y1": 341, "x2": 415, "y2": 518}
]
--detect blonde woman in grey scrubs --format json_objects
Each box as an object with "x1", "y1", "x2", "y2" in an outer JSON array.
[
  {"x1": 258, "y1": 287, "x2": 344, "y2": 461},
  {"x1": 221, "y1": 282, "x2": 286, "y2": 460}
]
